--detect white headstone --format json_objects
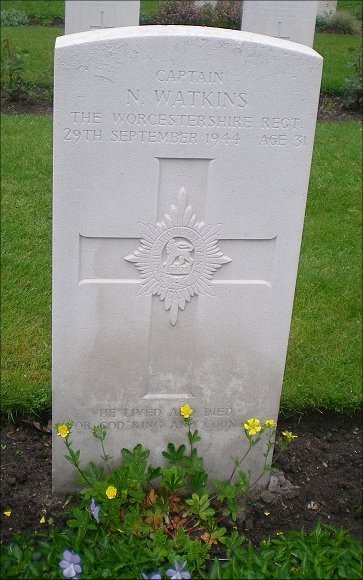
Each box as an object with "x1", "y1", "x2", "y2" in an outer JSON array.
[
  {"x1": 64, "y1": 0, "x2": 140, "y2": 34},
  {"x1": 52, "y1": 26, "x2": 322, "y2": 493},
  {"x1": 317, "y1": 1, "x2": 337, "y2": 17},
  {"x1": 241, "y1": 0, "x2": 318, "y2": 47}
]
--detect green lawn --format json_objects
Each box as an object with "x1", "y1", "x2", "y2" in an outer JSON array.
[
  {"x1": 314, "y1": 33, "x2": 362, "y2": 94},
  {"x1": 0, "y1": 0, "x2": 64, "y2": 21},
  {"x1": 1, "y1": 27, "x2": 361, "y2": 97},
  {"x1": 1, "y1": 116, "x2": 361, "y2": 417},
  {"x1": 338, "y1": 0, "x2": 363, "y2": 19},
  {"x1": 0, "y1": 0, "x2": 161, "y2": 21},
  {"x1": 283, "y1": 121, "x2": 362, "y2": 413},
  {"x1": 1, "y1": 115, "x2": 52, "y2": 416},
  {"x1": 1, "y1": 25, "x2": 62, "y2": 87}
]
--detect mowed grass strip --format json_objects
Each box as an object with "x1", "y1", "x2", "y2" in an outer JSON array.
[
  {"x1": 1, "y1": 117, "x2": 362, "y2": 416},
  {"x1": 1, "y1": 115, "x2": 52, "y2": 415},
  {"x1": 337, "y1": 0, "x2": 363, "y2": 19},
  {"x1": 1, "y1": 26, "x2": 62, "y2": 87},
  {"x1": 0, "y1": 23, "x2": 361, "y2": 97},
  {"x1": 0, "y1": 0, "x2": 161, "y2": 21},
  {"x1": 283, "y1": 121, "x2": 362, "y2": 413},
  {"x1": 1, "y1": 0, "x2": 64, "y2": 20},
  {"x1": 313, "y1": 33, "x2": 362, "y2": 95}
]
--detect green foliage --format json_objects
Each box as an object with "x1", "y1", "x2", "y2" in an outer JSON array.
[
  {"x1": 185, "y1": 493, "x2": 216, "y2": 521},
  {"x1": 153, "y1": 0, "x2": 240, "y2": 28},
  {"x1": 49, "y1": 415, "x2": 283, "y2": 570},
  {"x1": 140, "y1": 0, "x2": 162, "y2": 22},
  {"x1": 0, "y1": 8, "x2": 28, "y2": 26},
  {"x1": 212, "y1": 471, "x2": 250, "y2": 521},
  {"x1": 201, "y1": 0, "x2": 241, "y2": 29},
  {"x1": 0, "y1": 0, "x2": 163, "y2": 24},
  {"x1": 1, "y1": 421, "x2": 362, "y2": 578},
  {"x1": 0, "y1": 0, "x2": 64, "y2": 24},
  {"x1": 1, "y1": 520, "x2": 361, "y2": 579},
  {"x1": 316, "y1": 10, "x2": 361, "y2": 34},
  {"x1": 160, "y1": 464, "x2": 186, "y2": 493},
  {"x1": 208, "y1": 524, "x2": 363, "y2": 579},
  {"x1": 281, "y1": 121, "x2": 362, "y2": 414},
  {"x1": 342, "y1": 46, "x2": 363, "y2": 111},
  {"x1": 0, "y1": 37, "x2": 32, "y2": 101},
  {"x1": 338, "y1": 0, "x2": 363, "y2": 20},
  {"x1": 314, "y1": 32, "x2": 362, "y2": 95},
  {"x1": 0, "y1": 26, "x2": 61, "y2": 93}
]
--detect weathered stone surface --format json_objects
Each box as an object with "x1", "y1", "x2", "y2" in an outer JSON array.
[
  {"x1": 241, "y1": 1, "x2": 318, "y2": 47},
  {"x1": 317, "y1": 1, "x2": 337, "y2": 17},
  {"x1": 52, "y1": 27, "x2": 322, "y2": 493},
  {"x1": 65, "y1": 1, "x2": 140, "y2": 34}
]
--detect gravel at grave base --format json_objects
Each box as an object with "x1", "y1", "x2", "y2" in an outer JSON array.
[{"x1": 0, "y1": 410, "x2": 361, "y2": 547}]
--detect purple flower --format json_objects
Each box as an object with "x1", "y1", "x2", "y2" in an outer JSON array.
[
  {"x1": 166, "y1": 560, "x2": 191, "y2": 580},
  {"x1": 89, "y1": 497, "x2": 100, "y2": 523},
  {"x1": 141, "y1": 572, "x2": 162, "y2": 580},
  {"x1": 59, "y1": 550, "x2": 82, "y2": 579}
]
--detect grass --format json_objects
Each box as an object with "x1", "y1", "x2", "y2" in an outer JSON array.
[
  {"x1": 283, "y1": 121, "x2": 362, "y2": 414},
  {"x1": 1, "y1": 25, "x2": 361, "y2": 97},
  {"x1": 0, "y1": 0, "x2": 64, "y2": 21},
  {"x1": 1, "y1": 117, "x2": 361, "y2": 417},
  {"x1": 1, "y1": 25, "x2": 62, "y2": 87},
  {"x1": 1, "y1": 114, "x2": 52, "y2": 416},
  {"x1": 314, "y1": 33, "x2": 362, "y2": 94},
  {"x1": 338, "y1": 0, "x2": 363, "y2": 19},
  {"x1": 0, "y1": 0, "x2": 161, "y2": 21}
]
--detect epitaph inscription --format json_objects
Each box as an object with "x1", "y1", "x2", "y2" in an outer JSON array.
[{"x1": 125, "y1": 188, "x2": 231, "y2": 325}]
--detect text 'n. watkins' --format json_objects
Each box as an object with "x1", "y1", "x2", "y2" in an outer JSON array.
[{"x1": 125, "y1": 88, "x2": 248, "y2": 109}]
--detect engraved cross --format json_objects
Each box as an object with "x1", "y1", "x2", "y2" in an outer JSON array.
[
  {"x1": 275, "y1": 21, "x2": 290, "y2": 40},
  {"x1": 90, "y1": 11, "x2": 114, "y2": 30},
  {"x1": 79, "y1": 157, "x2": 276, "y2": 400}
]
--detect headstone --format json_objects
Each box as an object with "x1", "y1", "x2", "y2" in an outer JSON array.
[
  {"x1": 52, "y1": 26, "x2": 322, "y2": 493},
  {"x1": 241, "y1": 1, "x2": 318, "y2": 47},
  {"x1": 64, "y1": 0, "x2": 140, "y2": 34},
  {"x1": 317, "y1": 1, "x2": 337, "y2": 17}
]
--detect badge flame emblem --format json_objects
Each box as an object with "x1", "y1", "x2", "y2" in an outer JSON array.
[{"x1": 125, "y1": 188, "x2": 231, "y2": 325}]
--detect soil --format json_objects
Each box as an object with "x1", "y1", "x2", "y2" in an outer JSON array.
[{"x1": 0, "y1": 410, "x2": 361, "y2": 546}]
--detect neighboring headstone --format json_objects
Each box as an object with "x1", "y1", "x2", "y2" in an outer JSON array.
[
  {"x1": 241, "y1": 0, "x2": 318, "y2": 47},
  {"x1": 52, "y1": 26, "x2": 322, "y2": 493},
  {"x1": 317, "y1": 1, "x2": 337, "y2": 17},
  {"x1": 64, "y1": 0, "x2": 140, "y2": 34}
]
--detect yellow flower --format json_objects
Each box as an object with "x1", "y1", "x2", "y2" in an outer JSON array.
[
  {"x1": 3, "y1": 510, "x2": 11, "y2": 517},
  {"x1": 281, "y1": 430, "x2": 297, "y2": 440},
  {"x1": 180, "y1": 404, "x2": 193, "y2": 419},
  {"x1": 263, "y1": 419, "x2": 276, "y2": 428},
  {"x1": 243, "y1": 418, "x2": 261, "y2": 436},
  {"x1": 39, "y1": 516, "x2": 46, "y2": 524},
  {"x1": 56, "y1": 424, "x2": 69, "y2": 438},
  {"x1": 263, "y1": 510, "x2": 270, "y2": 516},
  {"x1": 106, "y1": 485, "x2": 117, "y2": 499}
]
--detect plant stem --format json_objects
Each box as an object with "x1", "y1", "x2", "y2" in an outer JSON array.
[
  {"x1": 64, "y1": 438, "x2": 92, "y2": 485},
  {"x1": 100, "y1": 440, "x2": 112, "y2": 474},
  {"x1": 228, "y1": 444, "x2": 252, "y2": 484}
]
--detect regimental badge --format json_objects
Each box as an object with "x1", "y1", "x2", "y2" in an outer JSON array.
[{"x1": 125, "y1": 187, "x2": 231, "y2": 326}]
